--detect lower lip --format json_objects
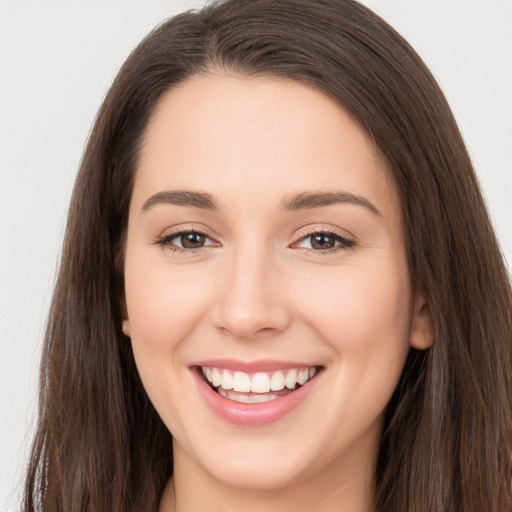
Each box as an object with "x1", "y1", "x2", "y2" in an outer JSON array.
[{"x1": 193, "y1": 368, "x2": 320, "y2": 426}]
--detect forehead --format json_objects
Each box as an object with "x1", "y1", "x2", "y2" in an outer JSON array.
[{"x1": 134, "y1": 73, "x2": 399, "y2": 221}]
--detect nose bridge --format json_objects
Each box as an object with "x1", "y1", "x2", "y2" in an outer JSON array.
[{"x1": 214, "y1": 239, "x2": 291, "y2": 338}]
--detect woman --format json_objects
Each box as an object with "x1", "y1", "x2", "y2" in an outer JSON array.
[{"x1": 23, "y1": 0, "x2": 512, "y2": 511}]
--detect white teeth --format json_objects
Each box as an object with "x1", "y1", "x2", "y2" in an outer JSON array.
[
  {"x1": 202, "y1": 365, "x2": 318, "y2": 396},
  {"x1": 270, "y1": 371, "x2": 285, "y2": 391},
  {"x1": 220, "y1": 371, "x2": 233, "y2": 390},
  {"x1": 285, "y1": 369, "x2": 297, "y2": 389},
  {"x1": 217, "y1": 387, "x2": 282, "y2": 403},
  {"x1": 251, "y1": 372, "x2": 271, "y2": 393},
  {"x1": 297, "y1": 368, "x2": 309, "y2": 385},
  {"x1": 232, "y1": 371, "x2": 251, "y2": 392},
  {"x1": 211, "y1": 368, "x2": 221, "y2": 387},
  {"x1": 248, "y1": 393, "x2": 274, "y2": 403}
]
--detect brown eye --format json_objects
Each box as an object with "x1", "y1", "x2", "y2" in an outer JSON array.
[
  {"x1": 310, "y1": 233, "x2": 337, "y2": 250},
  {"x1": 294, "y1": 231, "x2": 355, "y2": 252},
  {"x1": 155, "y1": 230, "x2": 216, "y2": 251},
  {"x1": 180, "y1": 232, "x2": 206, "y2": 248}
]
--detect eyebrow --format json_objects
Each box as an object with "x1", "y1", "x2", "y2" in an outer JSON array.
[
  {"x1": 142, "y1": 190, "x2": 218, "y2": 211},
  {"x1": 281, "y1": 191, "x2": 382, "y2": 217},
  {"x1": 141, "y1": 189, "x2": 381, "y2": 217}
]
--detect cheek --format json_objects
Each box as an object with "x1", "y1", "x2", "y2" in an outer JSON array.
[
  {"x1": 301, "y1": 254, "x2": 412, "y2": 342},
  {"x1": 123, "y1": 258, "x2": 211, "y2": 426},
  {"x1": 292, "y1": 259, "x2": 413, "y2": 445},
  {"x1": 296, "y1": 256, "x2": 413, "y2": 391},
  {"x1": 124, "y1": 257, "x2": 211, "y2": 352}
]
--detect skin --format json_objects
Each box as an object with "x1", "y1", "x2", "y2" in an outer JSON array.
[{"x1": 122, "y1": 73, "x2": 433, "y2": 512}]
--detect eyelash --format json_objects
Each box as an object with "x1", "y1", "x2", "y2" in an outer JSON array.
[
  {"x1": 154, "y1": 229, "x2": 218, "y2": 253},
  {"x1": 293, "y1": 229, "x2": 356, "y2": 254},
  {"x1": 154, "y1": 228, "x2": 356, "y2": 255}
]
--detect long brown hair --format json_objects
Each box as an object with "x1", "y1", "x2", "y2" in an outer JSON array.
[{"x1": 23, "y1": 1, "x2": 512, "y2": 511}]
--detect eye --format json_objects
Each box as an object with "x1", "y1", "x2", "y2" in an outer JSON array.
[
  {"x1": 294, "y1": 231, "x2": 355, "y2": 251},
  {"x1": 155, "y1": 230, "x2": 218, "y2": 251},
  {"x1": 174, "y1": 232, "x2": 208, "y2": 249}
]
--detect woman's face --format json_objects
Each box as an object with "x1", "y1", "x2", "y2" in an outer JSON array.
[{"x1": 122, "y1": 74, "x2": 431, "y2": 491}]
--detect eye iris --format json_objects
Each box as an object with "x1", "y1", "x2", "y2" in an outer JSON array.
[
  {"x1": 311, "y1": 233, "x2": 336, "y2": 249},
  {"x1": 181, "y1": 232, "x2": 205, "y2": 248}
]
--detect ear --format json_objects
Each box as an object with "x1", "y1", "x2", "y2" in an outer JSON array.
[
  {"x1": 115, "y1": 246, "x2": 131, "y2": 338},
  {"x1": 122, "y1": 318, "x2": 131, "y2": 337},
  {"x1": 119, "y1": 293, "x2": 131, "y2": 337},
  {"x1": 409, "y1": 292, "x2": 433, "y2": 350}
]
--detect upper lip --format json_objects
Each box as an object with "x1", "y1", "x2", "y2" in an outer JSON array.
[{"x1": 192, "y1": 358, "x2": 320, "y2": 373}]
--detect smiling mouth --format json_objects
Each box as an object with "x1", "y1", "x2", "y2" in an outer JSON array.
[{"x1": 200, "y1": 366, "x2": 321, "y2": 404}]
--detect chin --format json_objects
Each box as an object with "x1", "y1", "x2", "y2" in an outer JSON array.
[{"x1": 203, "y1": 454, "x2": 311, "y2": 491}]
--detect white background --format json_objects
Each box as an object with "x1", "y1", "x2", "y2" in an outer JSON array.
[{"x1": 1, "y1": 1, "x2": 511, "y2": 510}]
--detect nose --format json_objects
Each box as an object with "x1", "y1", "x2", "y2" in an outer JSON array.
[{"x1": 211, "y1": 246, "x2": 292, "y2": 340}]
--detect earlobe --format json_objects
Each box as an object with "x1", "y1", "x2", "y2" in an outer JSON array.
[
  {"x1": 122, "y1": 319, "x2": 131, "y2": 337},
  {"x1": 120, "y1": 293, "x2": 130, "y2": 338},
  {"x1": 410, "y1": 293, "x2": 434, "y2": 350},
  {"x1": 115, "y1": 247, "x2": 130, "y2": 337}
]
